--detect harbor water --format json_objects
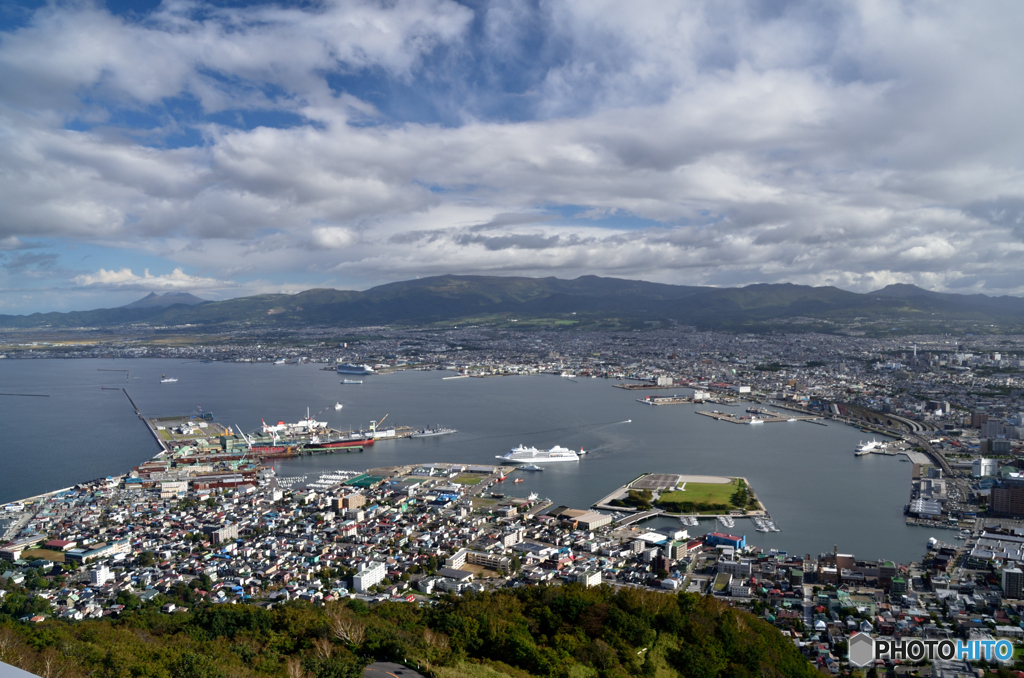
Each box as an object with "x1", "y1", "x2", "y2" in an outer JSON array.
[{"x1": 0, "y1": 359, "x2": 953, "y2": 561}]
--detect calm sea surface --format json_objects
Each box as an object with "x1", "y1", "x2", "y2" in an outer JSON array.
[{"x1": 0, "y1": 359, "x2": 953, "y2": 562}]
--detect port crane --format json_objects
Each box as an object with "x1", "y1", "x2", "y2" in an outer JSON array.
[{"x1": 370, "y1": 413, "x2": 389, "y2": 435}]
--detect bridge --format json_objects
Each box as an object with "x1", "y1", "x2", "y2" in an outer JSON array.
[{"x1": 615, "y1": 509, "x2": 665, "y2": 527}]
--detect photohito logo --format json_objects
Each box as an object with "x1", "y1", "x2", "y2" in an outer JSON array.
[{"x1": 847, "y1": 633, "x2": 1014, "y2": 668}]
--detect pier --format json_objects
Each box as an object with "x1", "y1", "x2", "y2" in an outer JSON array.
[
  {"x1": 638, "y1": 395, "x2": 700, "y2": 405},
  {"x1": 696, "y1": 409, "x2": 821, "y2": 425}
]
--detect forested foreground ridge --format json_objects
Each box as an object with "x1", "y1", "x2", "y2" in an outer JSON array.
[{"x1": 0, "y1": 585, "x2": 818, "y2": 678}]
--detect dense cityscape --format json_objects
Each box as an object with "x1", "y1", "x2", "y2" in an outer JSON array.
[{"x1": 4, "y1": 326, "x2": 1024, "y2": 677}]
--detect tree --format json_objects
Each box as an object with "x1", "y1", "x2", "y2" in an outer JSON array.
[
  {"x1": 170, "y1": 651, "x2": 225, "y2": 678},
  {"x1": 327, "y1": 604, "x2": 366, "y2": 647}
]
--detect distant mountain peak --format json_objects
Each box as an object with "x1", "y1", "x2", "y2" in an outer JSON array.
[
  {"x1": 870, "y1": 283, "x2": 936, "y2": 298},
  {"x1": 121, "y1": 292, "x2": 207, "y2": 309}
]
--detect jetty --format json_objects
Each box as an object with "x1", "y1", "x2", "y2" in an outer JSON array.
[{"x1": 696, "y1": 409, "x2": 821, "y2": 425}]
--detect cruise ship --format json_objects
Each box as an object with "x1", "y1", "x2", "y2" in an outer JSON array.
[
  {"x1": 336, "y1": 363, "x2": 375, "y2": 375},
  {"x1": 496, "y1": 444, "x2": 582, "y2": 464}
]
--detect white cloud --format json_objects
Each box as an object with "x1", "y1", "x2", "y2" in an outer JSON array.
[
  {"x1": 3, "y1": 0, "x2": 1024, "y2": 312},
  {"x1": 72, "y1": 267, "x2": 232, "y2": 290}
]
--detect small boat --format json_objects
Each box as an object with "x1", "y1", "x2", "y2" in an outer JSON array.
[
  {"x1": 490, "y1": 492, "x2": 505, "y2": 499},
  {"x1": 520, "y1": 464, "x2": 543, "y2": 472},
  {"x1": 513, "y1": 478, "x2": 523, "y2": 483},
  {"x1": 334, "y1": 402, "x2": 344, "y2": 411},
  {"x1": 160, "y1": 375, "x2": 178, "y2": 383},
  {"x1": 341, "y1": 379, "x2": 363, "y2": 384}
]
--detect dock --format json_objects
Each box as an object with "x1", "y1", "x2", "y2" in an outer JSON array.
[
  {"x1": 638, "y1": 395, "x2": 699, "y2": 405},
  {"x1": 696, "y1": 410, "x2": 821, "y2": 425}
]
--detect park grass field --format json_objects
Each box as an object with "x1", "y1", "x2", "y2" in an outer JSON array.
[
  {"x1": 21, "y1": 549, "x2": 65, "y2": 563},
  {"x1": 658, "y1": 479, "x2": 740, "y2": 507}
]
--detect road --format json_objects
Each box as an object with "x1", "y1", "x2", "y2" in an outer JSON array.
[{"x1": 364, "y1": 662, "x2": 427, "y2": 678}]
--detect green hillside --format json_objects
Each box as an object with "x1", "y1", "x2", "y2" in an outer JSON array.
[{"x1": 0, "y1": 586, "x2": 819, "y2": 678}]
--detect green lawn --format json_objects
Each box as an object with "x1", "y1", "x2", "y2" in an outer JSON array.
[
  {"x1": 453, "y1": 475, "x2": 483, "y2": 485},
  {"x1": 658, "y1": 480, "x2": 739, "y2": 506}
]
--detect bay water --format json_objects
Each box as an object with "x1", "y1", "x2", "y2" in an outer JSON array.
[{"x1": 0, "y1": 359, "x2": 952, "y2": 562}]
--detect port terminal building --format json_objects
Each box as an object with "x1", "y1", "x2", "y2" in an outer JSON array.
[{"x1": 705, "y1": 532, "x2": 746, "y2": 550}]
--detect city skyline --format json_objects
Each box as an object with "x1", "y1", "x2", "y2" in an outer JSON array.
[{"x1": 2, "y1": 1, "x2": 1024, "y2": 313}]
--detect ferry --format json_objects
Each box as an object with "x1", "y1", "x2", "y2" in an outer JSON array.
[
  {"x1": 520, "y1": 464, "x2": 544, "y2": 472},
  {"x1": 341, "y1": 379, "x2": 363, "y2": 385},
  {"x1": 496, "y1": 444, "x2": 582, "y2": 464},
  {"x1": 855, "y1": 439, "x2": 888, "y2": 456}
]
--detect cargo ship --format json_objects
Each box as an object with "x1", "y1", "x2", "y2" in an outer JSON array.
[{"x1": 496, "y1": 444, "x2": 583, "y2": 464}]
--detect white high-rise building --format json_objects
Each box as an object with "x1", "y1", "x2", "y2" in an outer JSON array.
[
  {"x1": 352, "y1": 560, "x2": 386, "y2": 593},
  {"x1": 89, "y1": 565, "x2": 113, "y2": 587},
  {"x1": 973, "y1": 458, "x2": 998, "y2": 477}
]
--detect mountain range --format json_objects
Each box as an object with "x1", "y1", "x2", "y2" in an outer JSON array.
[{"x1": 3, "y1": 275, "x2": 1024, "y2": 334}]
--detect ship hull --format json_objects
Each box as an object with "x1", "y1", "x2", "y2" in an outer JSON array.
[
  {"x1": 304, "y1": 438, "x2": 374, "y2": 450},
  {"x1": 495, "y1": 455, "x2": 579, "y2": 463}
]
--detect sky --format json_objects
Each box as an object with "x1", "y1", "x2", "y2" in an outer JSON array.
[{"x1": 2, "y1": 0, "x2": 1024, "y2": 314}]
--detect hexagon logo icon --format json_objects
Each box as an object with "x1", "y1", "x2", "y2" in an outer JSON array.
[{"x1": 848, "y1": 632, "x2": 875, "y2": 668}]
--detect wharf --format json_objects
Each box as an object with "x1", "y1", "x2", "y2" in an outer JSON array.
[
  {"x1": 614, "y1": 383, "x2": 685, "y2": 391},
  {"x1": 696, "y1": 410, "x2": 821, "y2": 425},
  {"x1": 639, "y1": 395, "x2": 696, "y2": 405},
  {"x1": 906, "y1": 517, "x2": 961, "y2": 530}
]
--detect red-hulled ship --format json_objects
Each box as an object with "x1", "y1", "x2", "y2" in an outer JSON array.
[{"x1": 302, "y1": 434, "x2": 374, "y2": 450}]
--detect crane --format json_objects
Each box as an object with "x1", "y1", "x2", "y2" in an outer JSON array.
[{"x1": 370, "y1": 413, "x2": 389, "y2": 434}]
